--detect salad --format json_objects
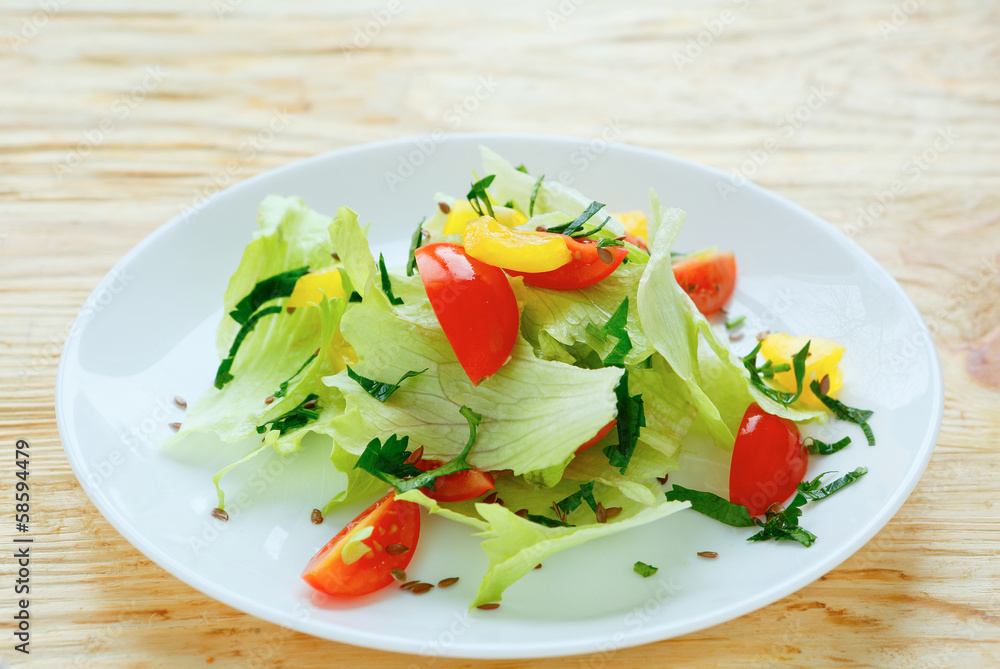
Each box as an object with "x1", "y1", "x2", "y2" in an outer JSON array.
[{"x1": 165, "y1": 146, "x2": 874, "y2": 609}]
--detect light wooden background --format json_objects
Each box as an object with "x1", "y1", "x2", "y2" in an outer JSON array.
[{"x1": 2, "y1": 0, "x2": 999, "y2": 667}]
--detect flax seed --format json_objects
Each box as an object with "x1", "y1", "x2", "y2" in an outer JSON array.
[
  {"x1": 515, "y1": 509, "x2": 528, "y2": 518},
  {"x1": 438, "y1": 202, "x2": 451, "y2": 214},
  {"x1": 697, "y1": 551, "x2": 718, "y2": 559},
  {"x1": 597, "y1": 247, "x2": 614, "y2": 264},
  {"x1": 595, "y1": 502, "x2": 607, "y2": 524},
  {"x1": 264, "y1": 395, "x2": 275, "y2": 405},
  {"x1": 286, "y1": 306, "x2": 296, "y2": 314},
  {"x1": 482, "y1": 492, "x2": 498, "y2": 504},
  {"x1": 656, "y1": 475, "x2": 669, "y2": 485},
  {"x1": 174, "y1": 396, "x2": 187, "y2": 409},
  {"x1": 819, "y1": 374, "x2": 831, "y2": 396},
  {"x1": 756, "y1": 330, "x2": 771, "y2": 342},
  {"x1": 410, "y1": 582, "x2": 433, "y2": 594},
  {"x1": 404, "y1": 446, "x2": 424, "y2": 465},
  {"x1": 605, "y1": 507, "x2": 622, "y2": 519},
  {"x1": 400, "y1": 580, "x2": 419, "y2": 590},
  {"x1": 386, "y1": 543, "x2": 409, "y2": 556},
  {"x1": 302, "y1": 398, "x2": 318, "y2": 409},
  {"x1": 729, "y1": 332, "x2": 744, "y2": 342},
  {"x1": 211, "y1": 508, "x2": 229, "y2": 522},
  {"x1": 168, "y1": 422, "x2": 181, "y2": 431},
  {"x1": 310, "y1": 509, "x2": 323, "y2": 524},
  {"x1": 438, "y1": 577, "x2": 459, "y2": 588},
  {"x1": 390, "y1": 568, "x2": 407, "y2": 583},
  {"x1": 534, "y1": 563, "x2": 542, "y2": 570},
  {"x1": 477, "y1": 603, "x2": 500, "y2": 610}
]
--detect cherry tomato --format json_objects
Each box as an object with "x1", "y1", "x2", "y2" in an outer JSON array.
[
  {"x1": 729, "y1": 403, "x2": 807, "y2": 516},
  {"x1": 415, "y1": 242, "x2": 519, "y2": 385},
  {"x1": 672, "y1": 251, "x2": 737, "y2": 315},
  {"x1": 507, "y1": 236, "x2": 628, "y2": 290},
  {"x1": 301, "y1": 492, "x2": 420, "y2": 596},
  {"x1": 575, "y1": 419, "x2": 617, "y2": 453},
  {"x1": 413, "y1": 460, "x2": 496, "y2": 502}
]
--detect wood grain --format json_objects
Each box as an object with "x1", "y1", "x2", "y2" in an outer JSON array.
[{"x1": 2, "y1": 0, "x2": 999, "y2": 667}]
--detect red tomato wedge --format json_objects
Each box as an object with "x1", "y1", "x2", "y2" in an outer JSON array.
[
  {"x1": 413, "y1": 460, "x2": 496, "y2": 502},
  {"x1": 415, "y1": 242, "x2": 519, "y2": 385},
  {"x1": 507, "y1": 236, "x2": 628, "y2": 290},
  {"x1": 672, "y1": 251, "x2": 737, "y2": 315},
  {"x1": 729, "y1": 404, "x2": 808, "y2": 516},
  {"x1": 575, "y1": 419, "x2": 617, "y2": 453},
  {"x1": 301, "y1": 492, "x2": 420, "y2": 597}
]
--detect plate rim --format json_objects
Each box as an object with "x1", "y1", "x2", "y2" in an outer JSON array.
[{"x1": 55, "y1": 132, "x2": 945, "y2": 659}]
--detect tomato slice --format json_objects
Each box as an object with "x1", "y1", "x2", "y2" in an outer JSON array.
[
  {"x1": 729, "y1": 404, "x2": 807, "y2": 516},
  {"x1": 672, "y1": 251, "x2": 736, "y2": 315},
  {"x1": 507, "y1": 236, "x2": 628, "y2": 290},
  {"x1": 301, "y1": 492, "x2": 420, "y2": 596},
  {"x1": 413, "y1": 460, "x2": 495, "y2": 502},
  {"x1": 415, "y1": 242, "x2": 519, "y2": 385},
  {"x1": 575, "y1": 419, "x2": 617, "y2": 453}
]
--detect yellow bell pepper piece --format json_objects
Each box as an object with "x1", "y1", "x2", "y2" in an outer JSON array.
[
  {"x1": 462, "y1": 216, "x2": 571, "y2": 273},
  {"x1": 326, "y1": 329, "x2": 358, "y2": 375},
  {"x1": 287, "y1": 268, "x2": 345, "y2": 307},
  {"x1": 613, "y1": 210, "x2": 648, "y2": 243},
  {"x1": 443, "y1": 200, "x2": 527, "y2": 235},
  {"x1": 759, "y1": 333, "x2": 846, "y2": 411}
]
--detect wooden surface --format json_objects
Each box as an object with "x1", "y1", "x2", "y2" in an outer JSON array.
[{"x1": 2, "y1": 0, "x2": 999, "y2": 666}]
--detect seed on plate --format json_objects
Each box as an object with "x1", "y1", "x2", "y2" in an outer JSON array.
[
  {"x1": 174, "y1": 396, "x2": 187, "y2": 409},
  {"x1": 514, "y1": 509, "x2": 528, "y2": 518},
  {"x1": 404, "y1": 445, "x2": 424, "y2": 465},
  {"x1": 390, "y1": 568, "x2": 407, "y2": 583},
  {"x1": 534, "y1": 563, "x2": 542, "y2": 570},
  {"x1": 264, "y1": 395, "x2": 275, "y2": 405},
  {"x1": 438, "y1": 577, "x2": 459, "y2": 588},
  {"x1": 302, "y1": 398, "x2": 318, "y2": 409},
  {"x1": 756, "y1": 330, "x2": 771, "y2": 342},
  {"x1": 286, "y1": 306, "x2": 296, "y2": 314},
  {"x1": 535, "y1": 225, "x2": 548, "y2": 232},
  {"x1": 168, "y1": 422, "x2": 182, "y2": 431},
  {"x1": 597, "y1": 247, "x2": 614, "y2": 264},
  {"x1": 310, "y1": 509, "x2": 323, "y2": 524},
  {"x1": 211, "y1": 508, "x2": 229, "y2": 522},
  {"x1": 482, "y1": 492, "x2": 498, "y2": 504},
  {"x1": 819, "y1": 374, "x2": 831, "y2": 396},
  {"x1": 438, "y1": 202, "x2": 451, "y2": 214},
  {"x1": 767, "y1": 503, "x2": 784, "y2": 515},
  {"x1": 729, "y1": 332, "x2": 744, "y2": 342},
  {"x1": 477, "y1": 603, "x2": 500, "y2": 610},
  {"x1": 410, "y1": 582, "x2": 434, "y2": 594},
  {"x1": 386, "y1": 543, "x2": 409, "y2": 556},
  {"x1": 400, "y1": 580, "x2": 419, "y2": 590},
  {"x1": 656, "y1": 475, "x2": 669, "y2": 485},
  {"x1": 331, "y1": 252, "x2": 340, "y2": 260},
  {"x1": 605, "y1": 507, "x2": 622, "y2": 520},
  {"x1": 697, "y1": 551, "x2": 718, "y2": 559},
  {"x1": 595, "y1": 502, "x2": 608, "y2": 524}
]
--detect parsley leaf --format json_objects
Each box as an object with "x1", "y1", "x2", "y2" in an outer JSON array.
[
  {"x1": 571, "y1": 216, "x2": 612, "y2": 239},
  {"x1": 595, "y1": 236, "x2": 625, "y2": 248},
  {"x1": 725, "y1": 315, "x2": 746, "y2": 330},
  {"x1": 378, "y1": 253, "x2": 404, "y2": 305},
  {"x1": 633, "y1": 561, "x2": 658, "y2": 578},
  {"x1": 272, "y1": 351, "x2": 318, "y2": 399},
  {"x1": 602, "y1": 371, "x2": 644, "y2": 474},
  {"x1": 515, "y1": 164, "x2": 529, "y2": 174},
  {"x1": 529, "y1": 174, "x2": 545, "y2": 216},
  {"x1": 554, "y1": 481, "x2": 598, "y2": 517},
  {"x1": 747, "y1": 493, "x2": 815, "y2": 546},
  {"x1": 229, "y1": 267, "x2": 309, "y2": 325},
  {"x1": 347, "y1": 366, "x2": 427, "y2": 402},
  {"x1": 256, "y1": 393, "x2": 321, "y2": 435},
  {"x1": 466, "y1": 175, "x2": 496, "y2": 218},
  {"x1": 406, "y1": 217, "x2": 425, "y2": 276},
  {"x1": 804, "y1": 436, "x2": 852, "y2": 455},
  {"x1": 601, "y1": 298, "x2": 632, "y2": 367},
  {"x1": 545, "y1": 201, "x2": 605, "y2": 237},
  {"x1": 524, "y1": 513, "x2": 574, "y2": 528},
  {"x1": 356, "y1": 406, "x2": 483, "y2": 494},
  {"x1": 742, "y1": 339, "x2": 810, "y2": 406},
  {"x1": 810, "y1": 380, "x2": 876, "y2": 446},
  {"x1": 797, "y1": 467, "x2": 868, "y2": 501},
  {"x1": 664, "y1": 485, "x2": 757, "y2": 527},
  {"x1": 214, "y1": 305, "x2": 283, "y2": 389}
]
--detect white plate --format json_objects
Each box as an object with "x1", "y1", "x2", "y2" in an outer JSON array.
[{"x1": 56, "y1": 134, "x2": 943, "y2": 659}]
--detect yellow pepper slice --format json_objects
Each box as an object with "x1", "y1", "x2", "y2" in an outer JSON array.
[
  {"x1": 759, "y1": 333, "x2": 846, "y2": 411},
  {"x1": 462, "y1": 216, "x2": 571, "y2": 273},
  {"x1": 326, "y1": 329, "x2": 358, "y2": 375},
  {"x1": 443, "y1": 200, "x2": 527, "y2": 235},
  {"x1": 613, "y1": 210, "x2": 648, "y2": 243},
  {"x1": 287, "y1": 268, "x2": 345, "y2": 307}
]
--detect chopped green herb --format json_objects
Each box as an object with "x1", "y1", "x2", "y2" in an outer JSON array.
[
  {"x1": 347, "y1": 367, "x2": 427, "y2": 402},
  {"x1": 664, "y1": 485, "x2": 757, "y2": 527},
  {"x1": 633, "y1": 561, "x2": 658, "y2": 578},
  {"x1": 804, "y1": 436, "x2": 852, "y2": 455},
  {"x1": 229, "y1": 267, "x2": 309, "y2": 325},
  {"x1": 378, "y1": 253, "x2": 404, "y2": 306},
  {"x1": 594, "y1": 236, "x2": 625, "y2": 248},
  {"x1": 742, "y1": 340, "x2": 810, "y2": 406},
  {"x1": 603, "y1": 370, "x2": 644, "y2": 474},
  {"x1": 747, "y1": 493, "x2": 815, "y2": 546},
  {"x1": 349, "y1": 291, "x2": 363, "y2": 303},
  {"x1": 601, "y1": 298, "x2": 632, "y2": 368},
  {"x1": 810, "y1": 380, "x2": 876, "y2": 446},
  {"x1": 546, "y1": 201, "x2": 605, "y2": 237},
  {"x1": 356, "y1": 406, "x2": 483, "y2": 494},
  {"x1": 756, "y1": 359, "x2": 791, "y2": 379},
  {"x1": 256, "y1": 393, "x2": 321, "y2": 435},
  {"x1": 406, "y1": 217, "x2": 425, "y2": 276},
  {"x1": 554, "y1": 481, "x2": 598, "y2": 516},
  {"x1": 529, "y1": 174, "x2": 545, "y2": 216},
  {"x1": 214, "y1": 305, "x2": 283, "y2": 389},
  {"x1": 273, "y1": 351, "x2": 318, "y2": 399},
  {"x1": 466, "y1": 175, "x2": 496, "y2": 218},
  {"x1": 570, "y1": 216, "x2": 612, "y2": 239},
  {"x1": 515, "y1": 164, "x2": 529, "y2": 173},
  {"x1": 524, "y1": 513, "x2": 574, "y2": 528},
  {"x1": 503, "y1": 199, "x2": 516, "y2": 210},
  {"x1": 797, "y1": 467, "x2": 868, "y2": 501},
  {"x1": 725, "y1": 315, "x2": 746, "y2": 330}
]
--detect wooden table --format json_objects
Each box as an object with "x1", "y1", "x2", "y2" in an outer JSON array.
[{"x1": 2, "y1": 1, "x2": 998, "y2": 666}]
